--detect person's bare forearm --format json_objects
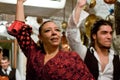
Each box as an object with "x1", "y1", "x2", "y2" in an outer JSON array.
[
  {"x1": 16, "y1": 0, "x2": 25, "y2": 21},
  {"x1": 74, "y1": 0, "x2": 86, "y2": 24}
]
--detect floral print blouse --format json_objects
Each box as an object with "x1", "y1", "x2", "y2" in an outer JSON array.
[{"x1": 7, "y1": 20, "x2": 94, "y2": 80}]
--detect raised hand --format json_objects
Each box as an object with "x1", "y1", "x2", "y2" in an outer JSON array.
[
  {"x1": 73, "y1": 0, "x2": 87, "y2": 24},
  {"x1": 16, "y1": 0, "x2": 26, "y2": 21},
  {"x1": 17, "y1": 0, "x2": 26, "y2": 3},
  {"x1": 77, "y1": 0, "x2": 86, "y2": 8}
]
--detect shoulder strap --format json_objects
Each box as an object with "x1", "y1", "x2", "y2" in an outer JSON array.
[{"x1": 113, "y1": 55, "x2": 120, "y2": 80}]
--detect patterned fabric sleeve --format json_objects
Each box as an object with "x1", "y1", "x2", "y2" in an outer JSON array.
[
  {"x1": 7, "y1": 20, "x2": 37, "y2": 57},
  {"x1": 71, "y1": 52, "x2": 95, "y2": 80}
]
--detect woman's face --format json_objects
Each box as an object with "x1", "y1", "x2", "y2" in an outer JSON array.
[{"x1": 39, "y1": 21, "x2": 61, "y2": 47}]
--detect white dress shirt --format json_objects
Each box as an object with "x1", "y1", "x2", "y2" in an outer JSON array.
[{"x1": 2, "y1": 66, "x2": 21, "y2": 80}]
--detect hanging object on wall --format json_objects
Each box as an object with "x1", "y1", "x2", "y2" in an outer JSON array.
[
  {"x1": 104, "y1": 0, "x2": 117, "y2": 4},
  {"x1": 61, "y1": 21, "x2": 67, "y2": 30},
  {"x1": 37, "y1": 16, "x2": 43, "y2": 24},
  {"x1": 89, "y1": 0, "x2": 96, "y2": 8},
  {"x1": 61, "y1": 5, "x2": 67, "y2": 30},
  {"x1": 61, "y1": 31, "x2": 70, "y2": 51},
  {"x1": 106, "y1": 9, "x2": 114, "y2": 23},
  {"x1": 85, "y1": 14, "x2": 98, "y2": 39}
]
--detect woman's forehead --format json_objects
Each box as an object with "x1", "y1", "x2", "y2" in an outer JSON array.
[{"x1": 42, "y1": 22, "x2": 59, "y2": 28}]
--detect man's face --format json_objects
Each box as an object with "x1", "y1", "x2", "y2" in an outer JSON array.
[
  {"x1": 1, "y1": 59, "x2": 10, "y2": 70},
  {"x1": 93, "y1": 25, "x2": 113, "y2": 49}
]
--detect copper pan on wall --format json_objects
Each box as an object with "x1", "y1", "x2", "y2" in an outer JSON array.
[
  {"x1": 89, "y1": 0, "x2": 96, "y2": 8},
  {"x1": 85, "y1": 14, "x2": 98, "y2": 39},
  {"x1": 104, "y1": 0, "x2": 117, "y2": 4}
]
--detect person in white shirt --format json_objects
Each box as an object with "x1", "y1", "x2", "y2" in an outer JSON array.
[
  {"x1": 0, "y1": 56, "x2": 21, "y2": 80},
  {"x1": 66, "y1": 0, "x2": 120, "y2": 80}
]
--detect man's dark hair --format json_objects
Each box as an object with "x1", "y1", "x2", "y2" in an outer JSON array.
[
  {"x1": 2, "y1": 56, "x2": 9, "y2": 61},
  {"x1": 90, "y1": 19, "x2": 113, "y2": 47}
]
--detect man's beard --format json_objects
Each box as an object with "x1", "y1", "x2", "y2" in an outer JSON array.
[
  {"x1": 101, "y1": 45, "x2": 111, "y2": 49},
  {"x1": 97, "y1": 40, "x2": 111, "y2": 49}
]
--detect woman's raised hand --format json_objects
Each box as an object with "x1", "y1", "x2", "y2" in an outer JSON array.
[
  {"x1": 16, "y1": 0, "x2": 26, "y2": 21},
  {"x1": 17, "y1": 0, "x2": 26, "y2": 3}
]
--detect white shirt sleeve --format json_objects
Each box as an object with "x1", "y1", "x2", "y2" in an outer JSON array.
[
  {"x1": 16, "y1": 69, "x2": 22, "y2": 80},
  {"x1": 66, "y1": 9, "x2": 89, "y2": 60}
]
